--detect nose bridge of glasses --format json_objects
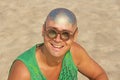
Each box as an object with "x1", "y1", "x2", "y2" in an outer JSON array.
[
  {"x1": 54, "y1": 33, "x2": 63, "y2": 41},
  {"x1": 55, "y1": 29, "x2": 63, "y2": 38}
]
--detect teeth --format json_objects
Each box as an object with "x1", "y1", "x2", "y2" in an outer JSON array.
[
  {"x1": 54, "y1": 45, "x2": 62, "y2": 48},
  {"x1": 51, "y1": 43, "x2": 63, "y2": 48}
]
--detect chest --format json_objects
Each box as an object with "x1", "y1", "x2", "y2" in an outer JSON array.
[
  {"x1": 40, "y1": 64, "x2": 62, "y2": 80},
  {"x1": 35, "y1": 49, "x2": 77, "y2": 80}
]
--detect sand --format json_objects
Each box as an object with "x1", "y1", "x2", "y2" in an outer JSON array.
[{"x1": 0, "y1": 0, "x2": 120, "y2": 80}]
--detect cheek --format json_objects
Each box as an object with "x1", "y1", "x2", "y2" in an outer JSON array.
[{"x1": 44, "y1": 35, "x2": 50, "y2": 42}]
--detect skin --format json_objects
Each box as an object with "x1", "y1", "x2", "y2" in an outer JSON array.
[{"x1": 8, "y1": 8, "x2": 108, "y2": 80}]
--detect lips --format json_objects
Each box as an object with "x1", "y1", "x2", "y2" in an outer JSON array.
[{"x1": 50, "y1": 43, "x2": 64, "y2": 49}]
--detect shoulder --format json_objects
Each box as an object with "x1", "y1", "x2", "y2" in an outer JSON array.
[
  {"x1": 8, "y1": 60, "x2": 30, "y2": 80},
  {"x1": 70, "y1": 42, "x2": 86, "y2": 53},
  {"x1": 17, "y1": 45, "x2": 36, "y2": 62},
  {"x1": 70, "y1": 42, "x2": 108, "y2": 79},
  {"x1": 70, "y1": 42, "x2": 97, "y2": 69},
  {"x1": 70, "y1": 42, "x2": 89, "y2": 65}
]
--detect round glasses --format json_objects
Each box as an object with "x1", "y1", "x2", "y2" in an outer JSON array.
[{"x1": 44, "y1": 27, "x2": 78, "y2": 41}]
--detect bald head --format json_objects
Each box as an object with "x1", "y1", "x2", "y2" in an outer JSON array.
[{"x1": 45, "y1": 8, "x2": 77, "y2": 26}]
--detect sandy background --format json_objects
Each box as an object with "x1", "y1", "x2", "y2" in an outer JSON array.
[{"x1": 0, "y1": 0, "x2": 120, "y2": 80}]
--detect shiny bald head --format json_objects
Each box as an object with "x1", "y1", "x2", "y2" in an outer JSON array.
[{"x1": 45, "y1": 8, "x2": 77, "y2": 26}]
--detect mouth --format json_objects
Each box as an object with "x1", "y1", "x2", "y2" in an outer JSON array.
[{"x1": 50, "y1": 43, "x2": 64, "y2": 49}]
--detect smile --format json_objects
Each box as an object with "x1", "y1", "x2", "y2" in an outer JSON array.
[{"x1": 50, "y1": 43, "x2": 64, "y2": 49}]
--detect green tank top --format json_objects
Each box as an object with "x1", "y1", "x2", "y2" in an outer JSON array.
[{"x1": 16, "y1": 44, "x2": 78, "y2": 80}]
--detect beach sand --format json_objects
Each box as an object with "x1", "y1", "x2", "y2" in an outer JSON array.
[{"x1": 0, "y1": 0, "x2": 120, "y2": 80}]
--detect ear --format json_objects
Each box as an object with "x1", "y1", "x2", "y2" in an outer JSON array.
[{"x1": 73, "y1": 28, "x2": 78, "y2": 41}]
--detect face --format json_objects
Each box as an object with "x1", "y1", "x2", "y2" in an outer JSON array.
[{"x1": 42, "y1": 20, "x2": 77, "y2": 58}]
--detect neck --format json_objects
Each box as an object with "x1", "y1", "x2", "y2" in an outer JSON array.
[{"x1": 40, "y1": 45, "x2": 64, "y2": 67}]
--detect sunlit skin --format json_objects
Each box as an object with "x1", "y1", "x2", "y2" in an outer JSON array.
[
  {"x1": 42, "y1": 20, "x2": 77, "y2": 65},
  {"x1": 41, "y1": 8, "x2": 78, "y2": 66},
  {"x1": 55, "y1": 14, "x2": 70, "y2": 25},
  {"x1": 35, "y1": 10, "x2": 78, "y2": 79},
  {"x1": 8, "y1": 8, "x2": 108, "y2": 80}
]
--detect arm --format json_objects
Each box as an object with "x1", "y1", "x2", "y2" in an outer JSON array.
[
  {"x1": 71, "y1": 42, "x2": 108, "y2": 80},
  {"x1": 8, "y1": 60, "x2": 30, "y2": 80}
]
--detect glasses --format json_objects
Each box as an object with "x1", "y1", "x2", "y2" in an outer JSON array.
[{"x1": 44, "y1": 27, "x2": 78, "y2": 41}]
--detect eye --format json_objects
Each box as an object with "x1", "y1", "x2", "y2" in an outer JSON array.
[
  {"x1": 48, "y1": 29, "x2": 57, "y2": 38},
  {"x1": 61, "y1": 32, "x2": 69, "y2": 40}
]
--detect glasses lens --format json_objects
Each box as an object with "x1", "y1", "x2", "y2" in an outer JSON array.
[
  {"x1": 47, "y1": 29, "x2": 57, "y2": 39},
  {"x1": 61, "y1": 32, "x2": 70, "y2": 40}
]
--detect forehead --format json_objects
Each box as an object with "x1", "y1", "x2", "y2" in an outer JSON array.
[{"x1": 45, "y1": 19, "x2": 75, "y2": 32}]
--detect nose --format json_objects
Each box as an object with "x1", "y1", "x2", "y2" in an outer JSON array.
[{"x1": 54, "y1": 34, "x2": 62, "y2": 42}]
